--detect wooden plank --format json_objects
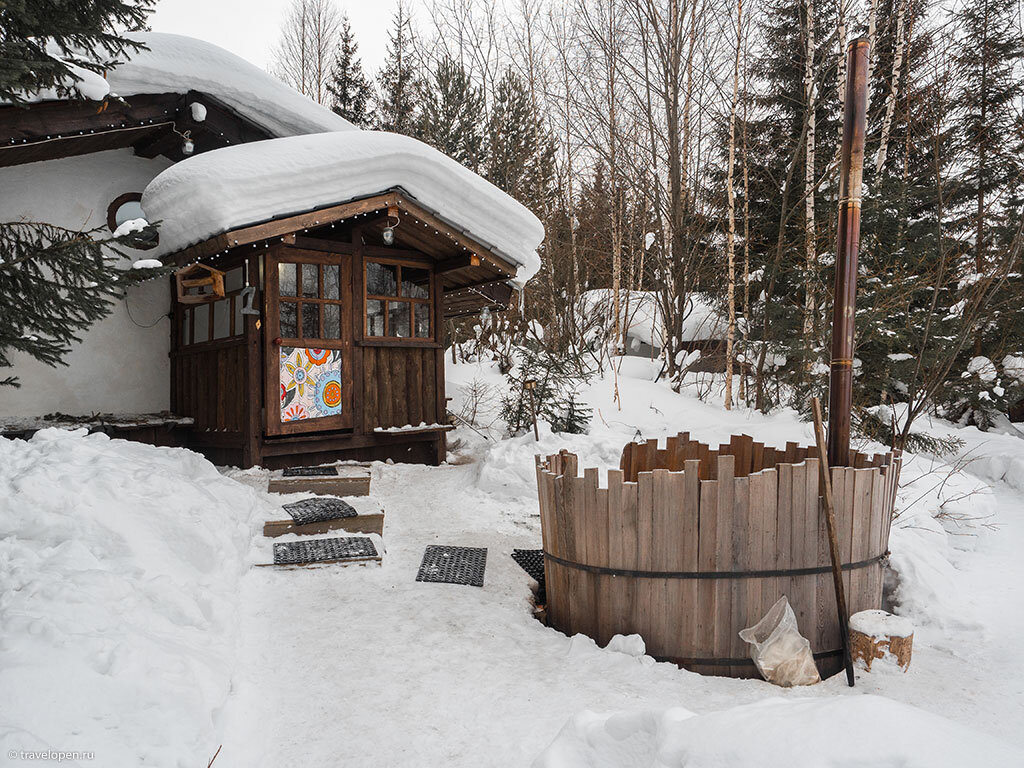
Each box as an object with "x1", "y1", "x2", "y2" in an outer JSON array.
[
  {"x1": 696, "y1": 479, "x2": 718, "y2": 670},
  {"x1": 262, "y1": 513, "x2": 384, "y2": 538},
  {"x1": 635, "y1": 471, "x2": 656, "y2": 647},
  {"x1": 650, "y1": 469, "x2": 673, "y2": 656},
  {"x1": 730, "y1": 474, "x2": 750, "y2": 674},
  {"x1": 714, "y1": 455, "x2": 735, "y2": 675},
  {"x1": 681, "y1": 459, "x2": 701, "y2": 663}
]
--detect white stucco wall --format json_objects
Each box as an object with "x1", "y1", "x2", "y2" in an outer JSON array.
[{"x1": 1, "y1": 149, "x2": 174, "y2": 417}]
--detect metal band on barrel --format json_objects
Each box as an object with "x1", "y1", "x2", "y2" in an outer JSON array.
[{"x1": 542, "y1": 551, "x2": 887, "y2": 580}]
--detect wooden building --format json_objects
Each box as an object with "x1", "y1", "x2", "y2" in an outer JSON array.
[
  {"x1": 0, "y1": 34, "x2": 542, "y2": 468},
  {"x1": 167, "y1": 191, "x2": 520, "y2": 468}
]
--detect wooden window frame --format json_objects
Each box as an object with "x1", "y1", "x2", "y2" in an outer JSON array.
[
  {"x1": 362, "y1": 255, "x2": 435, "y2": 344},
  {"x1": 265, "y1": 248, "x2": 354, "y2": 436},
  {"x1": 177, "y1": 262, "x2": 248, "y2": 348}
]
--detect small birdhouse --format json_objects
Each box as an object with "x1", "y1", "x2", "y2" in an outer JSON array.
[{"x1": 175, "y1": 263, "x2": 225, "y2": 304}]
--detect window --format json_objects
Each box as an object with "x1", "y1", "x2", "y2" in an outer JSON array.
[
  {"x1": 180, "y1": 265, "x2": 247, "y2": 346},
  {"x1": 106, "y1": 192, "x2": 157, "y2": 249},
  {"x1": 279, "y1": 262, "x2": 344, "y2": 341},
  {"x1": 365, "y1": 260, "x2": 432, "y2": 339}
]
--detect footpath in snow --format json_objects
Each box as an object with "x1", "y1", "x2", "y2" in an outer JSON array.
[{"x1": 2, "y1": 358, "x2": 1023, "y2": 766}]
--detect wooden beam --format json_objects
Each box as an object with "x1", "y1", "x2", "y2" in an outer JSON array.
[
  {"x1": 262, "y1": 513, "x2": 384, "y2": 538},
  {"x1": 392, "y1": 193, "x2": 519, "y2": 277},
  {"x1": 435, "y1": 253, "x2": 481, "y2": 273},
  {"x1": 173, "y1": 193, "x2": 399, "y2": 265}
]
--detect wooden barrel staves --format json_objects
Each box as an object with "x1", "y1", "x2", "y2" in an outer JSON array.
[{"x1": 535, "y1": 434, "x2": 901, "y2": 679}]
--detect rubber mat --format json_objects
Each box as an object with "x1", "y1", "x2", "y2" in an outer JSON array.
[
  {"x1": 282, "y1": 497, "x2": 358, "y2": 525},
  {"x1": 416, "y1": 545, "x2": 487, "y2": 587},
  {"x1": 273, "y1": 537, "x2": 378, "y2": 565}
]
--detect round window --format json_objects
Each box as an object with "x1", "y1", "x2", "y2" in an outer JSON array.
[{"x1": 106, "y1": 192, "x2": 157, "y2": 249}]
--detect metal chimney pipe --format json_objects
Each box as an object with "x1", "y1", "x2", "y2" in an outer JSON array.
[{"x1": 827, "y1": 37, "x2": 870, "y2": 469}]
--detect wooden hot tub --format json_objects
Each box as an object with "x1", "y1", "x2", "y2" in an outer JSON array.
[{"x1": 535, "y1": 432, "x2": 901, "y2": 679}]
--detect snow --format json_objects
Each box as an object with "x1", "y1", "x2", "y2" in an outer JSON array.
[
  {"x1": 850, "y1": 609, "x2": 915, "y2": 640},
  {"x1": 108, "y1": 34, "x2": 354, "y2": 137},
  {"x1": 9, "y1": 34, "x2": 352, "y2": 137},
  {"x1": 112, "y1": 217, "x2": 148, "y2": 237},
  {"x1": 605, "y1": 634, "x2": 649, "y2": 658},
  {"x1": 0, "y1": 429, "x2": 271, "y2": 765},
  {"x1": 6, "y1": 47, "x2": 111, "y2": 104},
  {"x1": 131, "y1": 258, "x2": 163, "y2": 269},
  {"x1": 533, "y1": 695, "x2": 1020, "y2": 768},
  {"x1": 580, "y1": 290, "x2": 728, "y2": 351},
  {"x1": 966, "y1": 355, "x2": 998, "y2": 383},
  {"x1": 4, "y1": 359, "x2": 1024, "y2": 765},
  {"x1": 1003, "y1": 354, "x2": 1024, "y2": 384},
  {"x1": 142, "y1": 131, "x2": 545, "y2": 283},
  {"x1": 372, "y1": 422, "x2": 450, "y2": 433}
]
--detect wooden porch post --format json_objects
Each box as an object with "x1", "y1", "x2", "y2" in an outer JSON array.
[{"x1": 827, "y1": 37, "x2": 870, "y2": 468}]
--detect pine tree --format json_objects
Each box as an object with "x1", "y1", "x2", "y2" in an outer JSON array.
[
  {"x1": 376, "y1": 0, "x2": 421, "y2": 135},
  {"x1": 484, "y1": 69, "x2": 556, "y2": 212},
  {"x1": 0, "y1": 0, "x2": 154, "y2": 103},
  {"x1": 418, "y1": 57, "x2": 485, "y2": 171},
  {"x1": 327, "y1": 15, "x2": 374, "y2": 127},
  {"x1": 0, "y1": 223, "x2": 166, "y2": 387}
]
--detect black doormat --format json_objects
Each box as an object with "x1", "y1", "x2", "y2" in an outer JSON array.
[
  {"x1": 282, "y1": 465, "x2": 339, "y2": 477},
  {"x1": 416, "y1": 545, "x2": 487, "y2": 587},
  {"x1": 274, "y1": 536, "x2": 378, "y2": 565},
  {"x1": 282, "y1": 497, "x2": 358, "y2": 525},
  {"x1": 511, "y1": 548, "x2": 546, "y2": 604}
]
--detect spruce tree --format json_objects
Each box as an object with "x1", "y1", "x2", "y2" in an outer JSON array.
[
  {"x1": 485, "y1": 69, "x2": 556, "y2": 213},
  {"x1": 1, "y1": 2, "x2": 166, "y2": 388},
  {"x1": 418, "y1": 57, "x2": 485, "y2": 171},
  {"x1": 0, "y1": 223, "x2": 166, "y2": 387},
  {"x1": 327, "y1": 15, "x2": 374, "y2": 128},
  {"x1": 376, "y1": 0, "x2": 421, "y2": 135},
  {"x1": 944, "y1": 0, "x2": 1024, "y2": 423},
  {"x1": 0, "y1": 0, "x2": 154, "y2": 103},
  {"x1": 734, "y1": 0, "x2": 839, "y2": 409}
]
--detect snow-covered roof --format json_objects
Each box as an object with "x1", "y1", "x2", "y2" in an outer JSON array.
[
  {"x1": 142, "y1": 131, "x2": 545, "y2": 283},
  {"x1": 581, "y1": 289, "x2": 728, "y2": 346},
  {"x1": 15, "y1": 33, "x2": 355, "y2": 137}
]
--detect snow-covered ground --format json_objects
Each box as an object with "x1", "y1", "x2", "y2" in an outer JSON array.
[{"x1": 2, "y1": 357, "x2": 1023, "y2": 766}]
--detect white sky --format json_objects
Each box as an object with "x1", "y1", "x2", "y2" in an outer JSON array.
[{"x1": 149, "y1": 0, "x2": 404, "y2": 74}]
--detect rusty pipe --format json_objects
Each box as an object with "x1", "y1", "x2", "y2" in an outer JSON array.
[{"x1": 827, "y1": 37, "x2": 870, "y2": 469}]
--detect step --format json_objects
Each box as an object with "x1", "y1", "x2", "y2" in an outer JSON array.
[
  {"x1": 262, "y1": 536, "x2": 382, "y2": 569},
  {"x1": 263, "y1": 496, "x2": 384, "y2": 538},
  {"x1": 267, "y1": 464, "x2": 371, "y2": 497}
]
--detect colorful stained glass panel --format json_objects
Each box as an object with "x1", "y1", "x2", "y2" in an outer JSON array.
[{"x1": 280, "y1": 346, "x2": 343, "y2": 423}]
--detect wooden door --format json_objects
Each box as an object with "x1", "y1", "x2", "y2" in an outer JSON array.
[{"x1": 265, "y1": 248, "x2": 354, "y2": 435}]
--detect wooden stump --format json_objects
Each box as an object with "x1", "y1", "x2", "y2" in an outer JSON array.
[{"x1": 849, "y1": 609, "x2": 914, "y2": 671}]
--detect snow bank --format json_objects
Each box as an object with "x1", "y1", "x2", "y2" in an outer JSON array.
[
  {"x1": 0, "y1": 430, "x2": 270, "y2": 765},
  {"x1": 142, "y1": 131, "x2": 544, "y2": 282},
  {"x1": 10, "y1": 34, "x2": 353, "y2": 137},
  {"x1": 107, "y1": 33, "x2": 354, "y2": 137},
  {"x1": 580, "y1": 290, "x2": 728, "y2": 351},
  {"x1": 533, "y1": 695, "x2": 1022, "y2": 767}
]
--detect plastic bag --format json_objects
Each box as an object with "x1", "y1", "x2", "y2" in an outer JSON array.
[{"x1": 739, "y1": 595, "x2": 821, "y2": 687}]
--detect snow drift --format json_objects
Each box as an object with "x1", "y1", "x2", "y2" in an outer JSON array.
[
  {"x1": 533, "y1": 695, "x2": 1022, "y2": 767},
  {"x1": 0, "y1": 430, "x2": 270, "y2": 765},
  {"x1": 10, "y1": 33, "x2": 354, "y2": 137},
  {"x1": 103, "y1": 34, "x2": 356, "y2": 137},
  {"x1": 142, "y1": 131, "x2": 545, "y2": 283}
]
